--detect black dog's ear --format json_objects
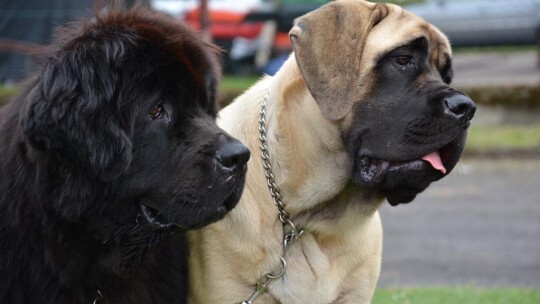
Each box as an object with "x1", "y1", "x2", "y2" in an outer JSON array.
[{"x1": 21, "y1": 44, "x2": 132, "y2": 180}]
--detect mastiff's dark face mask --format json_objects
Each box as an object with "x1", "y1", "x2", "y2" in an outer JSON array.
[
  {"x1": 345, "y1": 38, "x2": 475, "y2": 205},
  {"x1": 290, "y1": 2, "x2": 475, "y2": 206}
]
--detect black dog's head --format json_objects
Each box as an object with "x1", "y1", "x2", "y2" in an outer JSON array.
[
  {"x1": 290, "y1": 2, "x2": 475, "y2": 206},
  {"x1": 20, "y1": 9, "x2": 249, "y2": 234}
]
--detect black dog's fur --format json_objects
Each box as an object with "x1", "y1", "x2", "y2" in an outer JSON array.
[{"x1": 0, "y1": 8, "x2": 247, "y2": 304}]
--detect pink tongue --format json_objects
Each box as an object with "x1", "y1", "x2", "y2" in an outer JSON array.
[{"x1": 421, "y1": 151, "x2": 446, "y2": 174}]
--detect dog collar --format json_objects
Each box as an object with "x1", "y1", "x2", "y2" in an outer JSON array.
[{"x1": 237, "y1": 90, "x2": 305, "y2": 304}]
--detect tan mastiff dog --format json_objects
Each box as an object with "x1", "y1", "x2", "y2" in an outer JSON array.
[{"x1": 188, "y1": 0, "x2": 476, "y2": 303}]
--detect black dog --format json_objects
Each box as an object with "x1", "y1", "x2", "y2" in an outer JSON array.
[{"x1": 0, "y1": 8, "x2": 249, "y2": 304}]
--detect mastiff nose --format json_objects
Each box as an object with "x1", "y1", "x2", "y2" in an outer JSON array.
[
  {"x1": 444, "y1": 94, "x2": 476, "y2": 123},
  {"x1": 215, "y1": 137, "x2": 250, "y2": 170}
]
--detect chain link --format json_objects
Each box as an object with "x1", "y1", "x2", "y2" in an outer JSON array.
[
  {"x1": 238, "y1": 90, "x2": 305, "y2": 304},
  {"x1": 258, "y1": 91, "x2": 305, "y2": 244}
]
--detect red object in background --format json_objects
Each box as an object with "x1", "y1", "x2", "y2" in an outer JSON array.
[
  {"x1": 273, "y1": 32, "x2": 291, "y2": 50},
  {"x1": 185, "y1": 9, "x2": 263, "y2": 39}
]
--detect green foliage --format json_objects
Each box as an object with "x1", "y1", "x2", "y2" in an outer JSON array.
[{"x1": 373, "y1": 287, "x2": 540, "y2": 304}]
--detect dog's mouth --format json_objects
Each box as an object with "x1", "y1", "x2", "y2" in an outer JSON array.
[
  {"x1": 355, "y1": 142, "x2": 456, "y2": 184},
  {"x1": 352, "y1": 137, "x2": 464, "y2": 205},
  {"x1": 138, "y1": 179, "x2": 245, "y2": 231},
  {"x1": 139, "y1": 203, "x2": 176, "y2": 230}
]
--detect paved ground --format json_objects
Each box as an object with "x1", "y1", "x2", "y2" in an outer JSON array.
[
  {"x1": 452, "y1": 50, "x2": 540, "y2": 126},
  {"x1": 378, "y1": 158, "x2": 540, "y2": 288},
  {"x1": 452, "y1": 51, "x2": 540, "y2": 88},
  {"x1": 378, "y1": 51, "x2": 540, "y2": 288}
]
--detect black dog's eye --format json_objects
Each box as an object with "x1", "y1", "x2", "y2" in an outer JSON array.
[
  {"x1": 148, "y1": 104, "x2": 167, "y2": 120},
  {"x1": 394, "y1": 55, "x2": 414, "y2": 66}
]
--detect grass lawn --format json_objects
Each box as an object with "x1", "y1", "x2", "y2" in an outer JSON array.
[
  {"x1": 453, "y1": 45, "x2": 537, "y2": 54},
  {"x1": 465, "y1": 124, "x2": 540, "y2": 153},
  {"x1": 0, "y1": 85, "x2": 17, "y2": 106},
  {"x1": 220, "y1": 75, "x2": 260, "y2": 92},
  {"x1": 0, "y1": 85, "x2": 16, "y2": 96},
  {"x1": 218, "y1": 77, "x2": 540, "y2": 155},
  {"x1": 373, "y1": 287, "x2": 540, "y2": 304},
  {"x1": 3, "y1": 80, "x2": 540, "y2": 156},
  {"x1": 219, "y1": 75, "x2": 261, "y2": 106}
]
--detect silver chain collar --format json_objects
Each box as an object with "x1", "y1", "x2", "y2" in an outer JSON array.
[{"x1": 238, "y1": 91, "x2": 305, "y2": 304}]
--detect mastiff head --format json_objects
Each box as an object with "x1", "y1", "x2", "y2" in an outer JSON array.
[{"x1": 290, "y1": 0, "x2": 475, "y2": 205}]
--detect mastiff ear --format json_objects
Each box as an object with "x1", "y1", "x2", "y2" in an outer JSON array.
[
  {"x1": 21, "y1": 41, "x2": 132, "y2": 180},
  {"x1": 289, "y1": 1, "x2": 389, "y2": 121}
]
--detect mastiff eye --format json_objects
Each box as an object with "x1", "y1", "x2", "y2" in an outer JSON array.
[
  {"x1": 148, "y1": 104, "x2": 168, "y2": 120},
  {"x1": 394, "y1": 55, "x2": 414, "y2": 66}
]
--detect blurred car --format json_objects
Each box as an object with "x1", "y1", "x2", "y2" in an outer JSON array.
[
  {"x1": 152, "y1": 0, "x2": 325, "y2": 74},
  {"x1": 152, "y1": 0, "x2": 274, "y2": 73},
  {"x1": 405, "y1": 0, "x2": 540, "y2": 46},
  {"x1": 152, "y1": 0, "x2": 274, "y2": 39}
]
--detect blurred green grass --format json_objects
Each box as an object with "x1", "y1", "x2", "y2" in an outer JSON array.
[
  {"x1": 220, "y1": 75, "x2": 260, "y2": 92},
  {"x1": 218, "y1": 76, "x2": 540, "y2": 155},
  {"x1": 453, "y1": 45, "x2": 537, "y2": 54},
  {"x1": 219, "y1": 76, "x2": 540, "y2": 108},
  {"x1": 372, "y1": 0, "x2": 425, "y2": 5},
  {"x1": 373, "y1": 287, "x2": 540, "y2": 304},
  {"x1": 466, "y1": 125, "x2": 540, "y2": 153},
  {"x1": 0, "y1": 85, "x2": 17, "y2": 106},
  {"x1": 2, "y1": 78, "x2": 540, "y2": 156}
]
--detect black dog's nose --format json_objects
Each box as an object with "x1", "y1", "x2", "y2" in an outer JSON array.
[
  {"x1": 444, "y1": 94, "x2": 476, "y2": 122},
  {"x1": 215, "y1": 138, "x2": 250, "y2": 169}
]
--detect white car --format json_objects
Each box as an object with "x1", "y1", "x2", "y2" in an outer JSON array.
[{"x1": 406, "y1": 0, "x2": 540, "y2": 46}]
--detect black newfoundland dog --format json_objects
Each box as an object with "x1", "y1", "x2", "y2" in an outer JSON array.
[{"x1": 0, "y1": 7, "x2": 249, "y2": 304}]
